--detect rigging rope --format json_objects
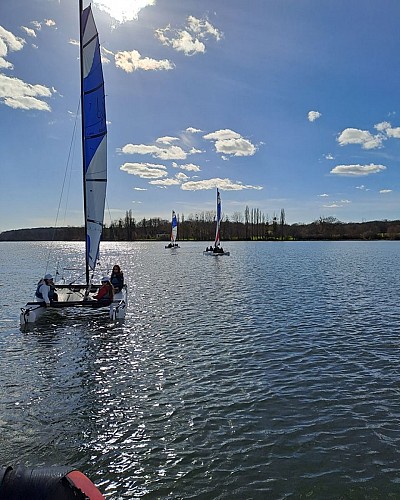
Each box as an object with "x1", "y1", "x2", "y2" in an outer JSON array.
[{"x1": 45, "y1": 100, "x2": 81, "y2": 277}]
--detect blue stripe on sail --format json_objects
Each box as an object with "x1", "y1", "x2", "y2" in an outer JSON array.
[
  {"x1": 86, "y1": 234, "x2": 91, "y2": 266},
  {"x1": 216, "y1": 190, "x2": 221, "y2": 223},
  {"x1": 83, "y1": 38, "x2": 106, "y2": 173}
]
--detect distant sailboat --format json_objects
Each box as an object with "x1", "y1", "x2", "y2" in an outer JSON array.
[
  {"x1": 165, "y1": 210, "x2": 180, "y2": 248},
  {"x1": 204, "y1": 189, "x2": 230, "y2": 256},
  {"x1": 20, "y1": 1, "x2": 127, "y2": 325}
]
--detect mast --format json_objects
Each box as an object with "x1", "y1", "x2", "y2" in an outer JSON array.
[{"x1": 79, "y1": 0, "x2": 89, "y2": 285}]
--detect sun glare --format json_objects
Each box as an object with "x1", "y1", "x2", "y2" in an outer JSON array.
[{"x1": 93, "y1": 0, "x2": 156, "y2": 23}]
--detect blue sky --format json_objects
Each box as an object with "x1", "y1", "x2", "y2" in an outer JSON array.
[{"x1": 2, "y1": 0, "x2": 400, "y2": 231}]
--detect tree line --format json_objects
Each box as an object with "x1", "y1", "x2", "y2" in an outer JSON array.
[{"x1": 1, "y1": 208, "x2": 400, "y2": 241}]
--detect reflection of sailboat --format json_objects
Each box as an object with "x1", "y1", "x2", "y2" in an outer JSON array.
[
  {"x1": 165, "y1": 210, "x2": 180, "y2": 248},
  {"x1": 20, "y1": 2, "x2": 127, "y2": 325},
  {"x1": 203, "y1": 189, "x2": 230, "y2": 256}
]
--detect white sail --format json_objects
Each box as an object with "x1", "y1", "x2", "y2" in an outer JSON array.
[
  {"x1": 214, "y1": 189, "x2": 221, "y2": 247},
  {"x1": 81, "y1": 5, "x2": 107, "y2": 276},
  {"x1": 171, "y1": 211, "x2": 178, "y2": 244}
]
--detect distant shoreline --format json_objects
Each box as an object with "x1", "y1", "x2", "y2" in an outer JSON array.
[{"x1": 1, "y1": 218, "x2": 400, "y2": 242}]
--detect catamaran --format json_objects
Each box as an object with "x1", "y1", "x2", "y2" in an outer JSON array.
[
  {"x1": 203, "y1": 189, "x2": 230, "y2": 256},
  {"x1": 20, "y1": 2, "x2": 127, "y2": 325},
  {"x1": 165, "y1": 210, "x2": 180, "y2": 248}
]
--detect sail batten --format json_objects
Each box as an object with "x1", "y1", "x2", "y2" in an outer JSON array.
[{"x1": 81, "y1": 5, "x2": 107, "y2": 277}]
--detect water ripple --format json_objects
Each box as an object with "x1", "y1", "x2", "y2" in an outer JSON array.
[{"x1": 2, "y1": 241, "x2": 400, "y2": 497}]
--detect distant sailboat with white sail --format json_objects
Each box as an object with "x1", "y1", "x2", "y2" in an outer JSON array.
[
  {"x1": 204, "y1": 189, "x2": 230, "y2": 256},
  {"x1": 165, "y1": 210, "x2": 180, "y2": 248},
  {"x1": 20, "y1": 1, "x2": 127, "y2": 325}
]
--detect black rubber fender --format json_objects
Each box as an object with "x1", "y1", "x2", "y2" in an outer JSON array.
[{"x1": 0, "y1": 465, "x2": 104, "y2": 499}]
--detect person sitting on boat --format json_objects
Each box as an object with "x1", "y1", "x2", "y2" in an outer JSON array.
[
  {"x1": 94, "y1": 276, "x2": 114, "y2": 305},
  {"x1": 110, "y1": 265, "x2": 124, "y2": 293},
  {"x1": 35, "y1": 273, "x2": 58, "y2": 307}
]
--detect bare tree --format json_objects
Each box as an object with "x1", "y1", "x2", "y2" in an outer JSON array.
[{"x1": 280, "y1": 208, "x2": 285, "y2": 240}]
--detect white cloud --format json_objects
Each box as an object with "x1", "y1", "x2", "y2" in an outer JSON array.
[
  {"x1": 172, "y1": 162, "x2": 201, "y2": 172},
  {"x1": 181, "y1": 177, "x2": 262, "y2": 191},
  {"x1": 175, "y1": 172, "x2": 189, "y2": 181},
  {"x1": 0, "y1": 26, "x2": 25, "y2": 69},
  {"x1": 330, "y1": 163, "x2": 386, "y2": 176},
  {"x1": 186, "y1": 127, "x2": 202, "y2": 133},
  {"x1": 324, "y1": 153, "x2": 334, "y2": 160},
  {"x1": 0, "y1": 26, "x2": 25, "y2": 52},
  {"x1": 155, "y1": 16, "x2": 222, "y2": 56},
  {"x1": 31, "y1": 21, "x2": 42, "y2": 31},
  {"x1": 115, "y1": 50, "x2": 174, "y2": 72},
  {"x1": 337, "y1": 128, "x2": 385, "y2": 149},
  {"x1": 120, "y1": 162, "x2": 167, "y2": 178},
  {"x1": 187, "y1": 16, "x2": 222, "y2": 40},
  {"x1": 157, "y1": 28, "x2": 205, "y2": 55},
  {"x1": 21, "y1": 26, "x2": 36, "y2": 38},
  {"x1": 101, "y1": 46, "x2": 113, "y2": 64},
  {"x1": 156, "y1": 136, "x2": 179, "y2": 144},
  {"x1": 22, "y1": 19, "x2": 56, "y2": 37},
  {"x1": 322, "y1": 199, "x2": 351, "y2": 208},
  {"x1": 385, "y1": 127, "x2": 400, "y2": 138},
  {"x1": 373, "y1": 121, "x2": 400, "y2": 138},
  {"x1": 380, "y1": 189, "x2": 392, "y2": 194},
  {"x1": 120, "y1": 143, "x2": 188, "y2": 160},
  {"x1": 149, "y1": 178, "x2": 181, "y2": 186},
  {"x1": 215, "y1": 137, "x2": 256, "y2": 156},
  {"x1": 323, "y1": 203, "x2": 341, "y2": 208},
  {"x1": 203, "y1": 128, "x2": 256, "y2": 157},
  {"x1": 374, "y1": 121, "x2": 391, "y2": 132},
  {"x1": 133, "y1": 187, "x2": 147, "y2": 191},
  {"x1": 204, "y1": 129, "x2": 240, "y2": 141},
  {"x1": 308, "y1": 110, "x2": 321, "y2": 122},
  {"x1": 318, "y1": 193, "x2": 329, "y2": 197},
  {"x1": 356, "y1": 185, "x2": 370, "y2": 191},
  {"x1": 0, "y1": 73, "x2": 53, "y2": 110},
  {"x1": 94, "y1": 0, "x2": 156, "y2": 23}
]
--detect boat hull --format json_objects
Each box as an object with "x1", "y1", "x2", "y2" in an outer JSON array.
[
  {"x1": 203, "y1": 250, "x2": 230, "y2": 256},
  {"x1": 19, "y1": 302, "x2": 47, "y2": 324},
  {"x1": 20, "y1": 284, "x2": 128, "y2": 324},
  {"x1": 110, "y1": 286, "x2": 128, "y2": 320}
]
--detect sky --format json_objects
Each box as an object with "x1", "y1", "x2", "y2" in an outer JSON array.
[{"x1": 2, "y1": 0, "x2": 400, "y2": 231}]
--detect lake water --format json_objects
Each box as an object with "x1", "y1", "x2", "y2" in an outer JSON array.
[{"x1": 1, "y1": 240, "x2": 400, "y2": 499}]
